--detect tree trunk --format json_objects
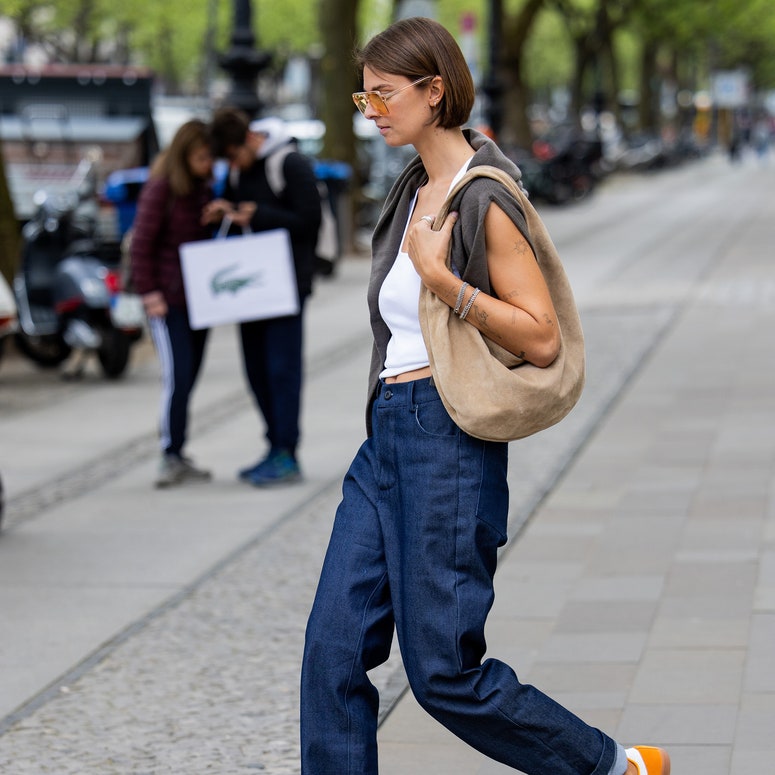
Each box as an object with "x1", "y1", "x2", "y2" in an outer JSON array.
[
  {"x1": 569, "y1": 36, "x2": 588, "y2": 120},
  {"x1": 319, "y1": 0, "x2": 359, "y2": 166},
  {"x1": 639, "y1": 38, "x2": 659, "y2": 132},
  {"x1": 158, "y1": 23, "x2": 180, "y2": 95},
  {"x1": 0, "y1": 146, "x2": 20, "y2": 284},
  {"x1": 319, "y1": 0, "x2": 360, "y2": 251},
  {"x1": 72, "y1": 0, "x2": 96, "y2": 62},
  {"x1": 501, "y1": 0, "x2": 546, "y2": 148},
  {"x1": 603, "y1": 29, "x2": 621, "y2": 124}
]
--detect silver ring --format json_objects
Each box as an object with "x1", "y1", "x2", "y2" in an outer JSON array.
[{"x1": 420, "y1": 215, "x2": 435, "y2": 225}]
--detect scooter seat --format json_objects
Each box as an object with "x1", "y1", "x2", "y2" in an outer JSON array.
[
  {"x1": 27, "y1": 304, "x2": 59, "y2": 335},
  {"x1": 68, "y1": 239, "x2": 98, "y2": 257},
  {"x1": 21, "y1": 242, "x2": 59, "y2": 302},
  {"x1": 24, "y1": 269, "x2": 55, "y2": 307}
]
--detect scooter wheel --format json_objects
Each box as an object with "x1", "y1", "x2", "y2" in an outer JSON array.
[
  {"x1": 14, "y1": 333, "x2": 72, "y2": 367},
  {"x1": 97, "y1": 327, "x2": 131, "y2": 379}
]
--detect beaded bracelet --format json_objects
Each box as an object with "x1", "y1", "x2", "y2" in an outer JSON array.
[
  {"x1": 459, "y1": 287, "x2": 480, "y2": 320},
  {"x1": 453, "y1": 282, "x2": 469, "y2": 315}
]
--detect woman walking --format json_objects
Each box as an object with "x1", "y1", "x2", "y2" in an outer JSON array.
[
  {"x1": 300, "y1": 17, "x2": 669, "y2": 775},
  {"x1": 131, "y1": 120, "x2": 214, "y2": 488}
]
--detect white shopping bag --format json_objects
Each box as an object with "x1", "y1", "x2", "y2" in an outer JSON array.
[{"x1": 180, "y1": 227, "x2": 299, "y2": 330}]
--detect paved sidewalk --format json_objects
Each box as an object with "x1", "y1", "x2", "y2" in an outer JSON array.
[
  {"x1": 0, "y1": 153, "x2": 772, "y2": 774},
  {"x1": 379, "y1": 168, "x2": 775, "y2": 773}
]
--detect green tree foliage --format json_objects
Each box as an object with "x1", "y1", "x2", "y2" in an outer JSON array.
[
  {"x1": 2, "y1": 0, "x2": 775, "y2": 156},
  {"x1": 2, "y1": 0, "x2": 775, "y2": 253},
  {"x1": 705, "y1": 0, "x2": 775, "y2": 86},
  {"x1": 5, "y1": 0, "x2": 775, "y2": 99},
  {"x1": 256, "y1": 0, "x2": 322, "y2": 50},
  {"x1": 7, "y1": 0, "x2": 142, "y2": 66}
]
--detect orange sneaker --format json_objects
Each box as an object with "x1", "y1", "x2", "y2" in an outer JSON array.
[{"x1": 625, "y1": 746, "x2": 671, "y2": 775}]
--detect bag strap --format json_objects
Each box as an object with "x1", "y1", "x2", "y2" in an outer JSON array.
[
  {"x1": 432, "y1": 165, "x2": 525, "y2": 231},
  {"x1": 265, "y1": 145, "x2": 294, "y2": 198},
  {"x1": 216, "y1": 215, "x2": 251, "y2": 238},
  {"x1": 427, "y1": 163, "x2": 577, "y2": 345}
]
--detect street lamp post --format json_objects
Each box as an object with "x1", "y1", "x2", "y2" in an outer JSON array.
[{"x1": 219, "y1": 0, "x2": 271, "y2": 117}]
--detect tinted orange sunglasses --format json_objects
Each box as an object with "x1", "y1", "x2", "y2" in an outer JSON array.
[{"x1": 352, "y1": 76, "x2": 434, "y2": 116}]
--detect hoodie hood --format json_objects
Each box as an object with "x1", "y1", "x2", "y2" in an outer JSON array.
[{"x1": 249, "y1": 117, "x2": 291, "y2": 158}]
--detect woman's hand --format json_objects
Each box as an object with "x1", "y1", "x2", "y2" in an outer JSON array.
[
  {"x1": 201, "y1": 199, "x2": 234, "y2": 224},
  {"x1": 406, "y1": 211, "x2": 459, "y2": 289},
  {"x1": 229, "y1": 201, "x2": 257, "y2": 228},
  {"x1": 142, "y1": 290, "x2": 167, "y2": 319}
]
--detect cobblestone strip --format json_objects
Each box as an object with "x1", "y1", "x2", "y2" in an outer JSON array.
[{"x1": 0, "y1": 479, "x2": 343, "y2": 773}]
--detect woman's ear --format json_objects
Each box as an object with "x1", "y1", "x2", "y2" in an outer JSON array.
[{"x1": 429, "y1": 76, "x2": 444, "y2": 108}]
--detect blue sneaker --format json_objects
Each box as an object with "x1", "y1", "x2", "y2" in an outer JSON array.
[
  {"x1": 237, "y1": 450, "x2": 290, "y2": 481},
  {"x1": 246, "y1": 450, "x2": 301, "y2": 487},
  {"x1": 238, "y1": 458, "x2": 263, "y2": 481}
]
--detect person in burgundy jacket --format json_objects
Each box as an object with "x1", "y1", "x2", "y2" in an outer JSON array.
[{"x1": 130, "y1": 119, "x2": 220, "y2": 488}]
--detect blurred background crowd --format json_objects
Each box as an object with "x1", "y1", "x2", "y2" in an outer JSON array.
[{"x1": 0, "y1": 0, "x2": 773, "y2": 379}]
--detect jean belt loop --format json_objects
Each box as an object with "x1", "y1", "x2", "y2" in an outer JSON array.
[{"x1": 408, "y1": 378, "x2": 418, "y2": 410}]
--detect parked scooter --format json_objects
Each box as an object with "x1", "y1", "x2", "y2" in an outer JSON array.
[{"x1": 13, "y1": 155, "x2": 144, "y2": 378}]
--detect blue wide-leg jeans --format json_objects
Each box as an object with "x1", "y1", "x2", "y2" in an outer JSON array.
[{"x1": 301, "y1": 379, "x2": 618, "y2": 775}]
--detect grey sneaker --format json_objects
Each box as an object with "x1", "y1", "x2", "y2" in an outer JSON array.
[{"x1": 155, "y1": 454, "x2": 212, "y2": 488}]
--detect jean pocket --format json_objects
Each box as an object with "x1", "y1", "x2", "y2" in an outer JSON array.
[
  {"x1": 413, "y1": 398, "x2": 459, "y2": 437},
  {"x1": 475, "y1": 513, "x2": 508, "y2": 548},
  {"x1": 475, "y1": 443, "x2": 509, "y2": 544}
]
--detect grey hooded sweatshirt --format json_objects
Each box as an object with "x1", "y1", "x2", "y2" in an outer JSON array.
[{"x1": 364, "y1": 129, "x2": 531, "y2": 434}]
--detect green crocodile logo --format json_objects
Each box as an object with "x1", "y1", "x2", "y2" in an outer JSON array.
[{"x1": 210, "y1": 264, "x2": 262, "y2": 295}]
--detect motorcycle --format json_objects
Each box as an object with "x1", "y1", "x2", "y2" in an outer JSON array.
[
  {"x1": 506, "y1": 124, "x2": 606, "y2": 205},
  {"x1": 13, "y1": 156, "x2": 144, "y2": 379}
]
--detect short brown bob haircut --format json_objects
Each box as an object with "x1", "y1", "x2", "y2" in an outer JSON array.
[{"x1": 355, "y1": 17, "x2": 475, "y2": 130}]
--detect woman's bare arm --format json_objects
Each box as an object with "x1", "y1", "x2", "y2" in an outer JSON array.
[{"x1": 407, "y1": 204, "x2": 560, "y2": 367}]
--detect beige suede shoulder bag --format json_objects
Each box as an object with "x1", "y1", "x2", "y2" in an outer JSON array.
[{"x1": 418, "y1": 165, "x2": 585, "y2": 442}]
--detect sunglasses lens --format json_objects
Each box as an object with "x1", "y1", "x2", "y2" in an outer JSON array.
[
  {"x1": 371, "y1": 95, "x2": 388, "y2": 115},
  {"x1": 353, "y1": 94, "x2": 369, "y2": 114},
  {"x1": 352, "y1": 92, "x2": 388, "y2": 116}
]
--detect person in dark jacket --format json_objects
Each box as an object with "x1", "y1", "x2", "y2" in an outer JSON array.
[
  {"x1": 206, "y1": 110, "x2": 321, "y2": 487},
  {"x1": 131, "y1": 120, "x2": 216, "y2": 488}
]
